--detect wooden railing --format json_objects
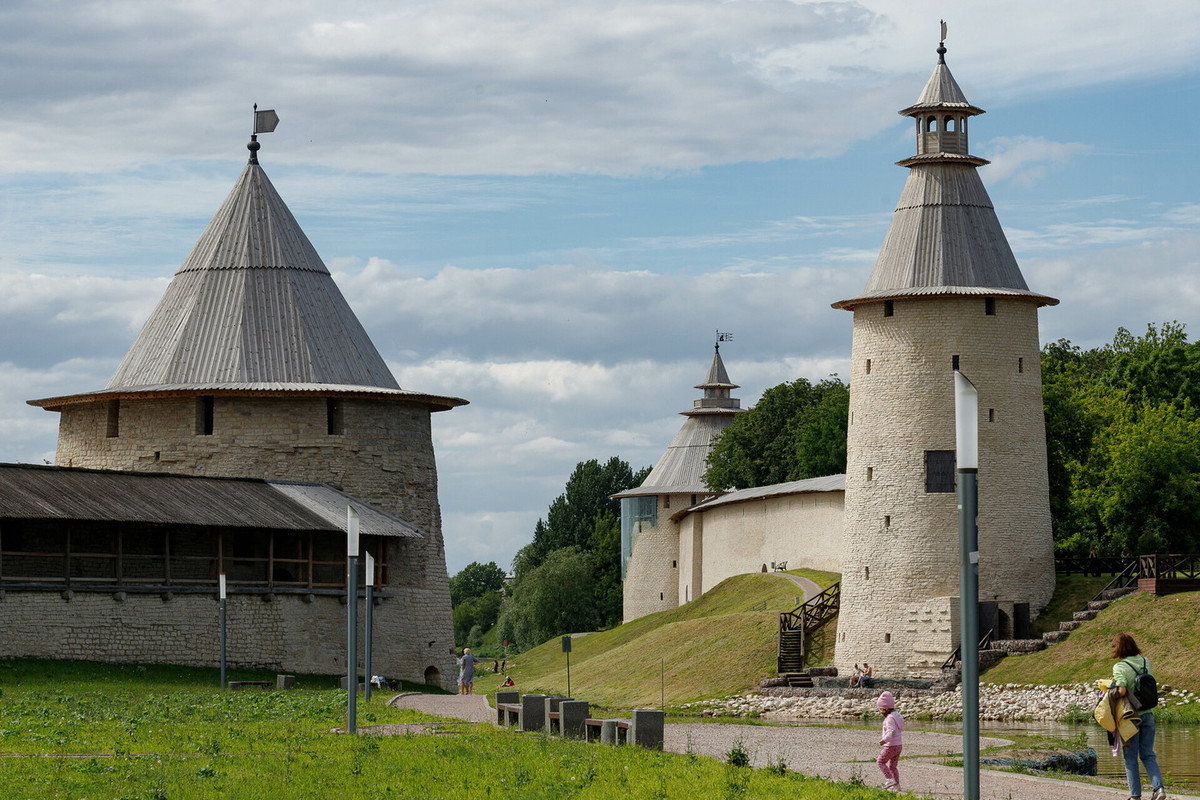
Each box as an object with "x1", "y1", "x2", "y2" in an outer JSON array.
[
  {"x1": 940, "y1": 628, "x2": 995, "y2": 671},
  {"x1": 1090, "y1": 560, "x2": 1140, "y2": 603},
  {"x1": 777, "y1": 582, "x2": 840, "y2": 673},
  {"x1": 1138, "y1": 553, "x2": 1200, "y2": 580},
  {"x1": 1054, "y1": 555, "x2": 1138, "y2": 576}
]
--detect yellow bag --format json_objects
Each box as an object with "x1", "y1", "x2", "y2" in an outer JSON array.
[{"x1": 1092, "y1": 680, "x2": 1141, "y2": 743}]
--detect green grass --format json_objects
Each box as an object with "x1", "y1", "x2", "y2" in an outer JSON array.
[
  {"x1": 0, "y1": 659, "x2": 913, "y2": 799},
  {"x1": 477, "y1": 571, "x2": 841, "y2": 708},
  {"x1": 1030, "y1": 573, "x2": 1113, "y2": 636},
  {"x1": 984, "y1": 589, "x2": 1200, "y2": 709}
]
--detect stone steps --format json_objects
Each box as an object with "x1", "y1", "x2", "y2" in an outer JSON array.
[
  {"x1": 1072, "y1": 609, "x2": 1099, "y2": 622},
  {"x1": 1058, "y1": 620, "x2": 1081, "y2": 632},
  {"x1": 1087, "y1": 599, "x2": 1111, "y2": 611},
  {"x1": 1043, "y1": 630, "x2": 1070, "y2": 644}
]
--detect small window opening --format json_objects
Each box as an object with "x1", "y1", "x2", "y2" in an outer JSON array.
[
  {"x1": 928, "y1": 116, "x2": 938, "y2": 132},
  {"x1": 864, "y1": 566, "x2": 870, "y2": 581},
  {"x1": 985, "y1": 297, "x2": 995, "y2": 315},
  {"x1": 865, "y1": 358, "x2": 872, "y2": 375},
  {"x1": 945, "y1": 116, "x2": 956, "y2": 132},
  {"x1": 196, "y1": 396, "x2": 214, "y2": 436},
  {"x1": 885, "y1": 633, "x2": 892, "y2": 644},
  {"x1": 663, "y1": 496, "x2": 670, "y2": 509},
  {"x1": 660, "y1": 592, "x2": 664, "y2": 601},
  {"x1": 866, "y1": 467, "x2": 873, "y2": 481},
  {"x1": 850, "y1": 411, "x2": 854, "y2": 425},
  {"x1": 989, "y1": 408, "x2": 995, "y2": 423},
  {"x1": 883, "y1": 300, "x2": 894, "y2": 317},
  {"x1": 1018, "y1": 357, "x2": 1024, "y2": 373},
  {"x1": 105, "y1": 399, "x2": 120, "y2": 438},
  {"x1": 884, "y1": 515, "x2": 891, "y2": 528},
  {"x1": 326, "y1": 398, "x2": 344, "y2": 436},
  {"x1": 690, "y1": 494, "x2": 697, "y2": 505},
  {"x1": 952, "y1": 355, "x2": 960, "y2": 371},
  {"x1": 672, "y1": 560, "x2": 677, "y2": 569},
  {"x1": 154, "y1": 451, "x2": 161, "y2": 461}
]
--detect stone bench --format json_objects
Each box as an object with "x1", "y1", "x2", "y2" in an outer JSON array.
[{"x1": 491, "y1": 693, "x2": 660, "y2": 750}]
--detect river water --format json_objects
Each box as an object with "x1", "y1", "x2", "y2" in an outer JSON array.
[{"x1": 929, "y1": 719, "x2": 1200, "y2": 782}]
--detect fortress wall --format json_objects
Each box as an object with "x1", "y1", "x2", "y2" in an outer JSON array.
[
  {"x1": 835, "y1": 296, "x2": 1054, "y2": 678},
  {"x1": 621, "y1": 494, "x2": 681, "y2": 622},
  {"x1": 697, "y1": 491, "x2": 843, "y2": 593},
  {"x1": 0, "y1": 584, "x2": 448, "y2": 683},
  {"x1": 52, "y1": 395, "x2": 456, "y2": 687}
]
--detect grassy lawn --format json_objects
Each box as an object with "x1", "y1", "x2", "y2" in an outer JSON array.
[
  {"x1": 480, "y1": 572, "x2": 840, "y2": 708},
  {"x1": 983, "y1": 589, "x2": 1200, "y2": 706},
  {"x1": 1030, "y1": 573, "x2": 1112, "y2": 636},
  {"x1": 0, "y1": 658, "x2": 909, "y2": 799}
]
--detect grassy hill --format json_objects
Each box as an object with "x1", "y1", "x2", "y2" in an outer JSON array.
[
  {"x1": 984, "y1": 589, "x2": 1200, "y2": 692},
  {"x1": 478, "y1": 569, "x2": 839, "y2": 708}
]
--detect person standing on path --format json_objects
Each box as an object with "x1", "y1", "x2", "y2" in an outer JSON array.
[
  {"x1": 876, "y1": 690, "x2": 904, "y2": 791},
  {"x1": 1111, "y1": 633, "x2": 1166, "y2": 800},
  {"x1": 459, "y1": 647, "x2": 480, "y2": 695}
]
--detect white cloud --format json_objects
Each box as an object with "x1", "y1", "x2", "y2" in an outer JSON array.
[{"x1": 983, "y1": 136, "x2": 1093, "y2": 187}]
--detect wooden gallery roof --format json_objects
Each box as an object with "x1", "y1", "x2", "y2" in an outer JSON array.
[{"x1": 0, "y1": 462, "x2": 423, "y2": 538}]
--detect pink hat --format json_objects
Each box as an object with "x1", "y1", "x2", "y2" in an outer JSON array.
[{"x1": 876, "y1": 691, "x2": 895, "y2": 710}]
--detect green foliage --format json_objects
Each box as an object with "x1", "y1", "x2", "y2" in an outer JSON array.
[
  {"x1": 496, "y1": 546, "x2": 597, "y2": 650},
  {"x1": 452, "y1": 589, "x2": 502, "y2": 647},
  {"x1": 505, "y1": 456, "x2": 649, "y2": 643},
  {"x1": 1044, "y1": 323, "x2": 1200, "y2": 555},
  {"x1": 703, "y1": 377, "x2": 848, "y2": 490},
  {"x1": 448, "y1": 560, "x2": 506, "y2": 606}
]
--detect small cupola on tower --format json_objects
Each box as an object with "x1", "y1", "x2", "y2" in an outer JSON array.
[{"x1": 901, "y1": 32, "x2": 985, "y2": 160}]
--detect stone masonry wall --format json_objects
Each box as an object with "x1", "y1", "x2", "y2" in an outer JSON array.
[
  {"x1": 835, "y1": 296, "x2": 1054, "y2": 678},
  {"x1": 49, "y1": 394, "x2": 457, "y2": 687},
  {"x1": 622, "y1": 494, "x2": 681, "y2": 622},
  {"x1": 697, "y1": 491, "x2": 843, "y2": 593}
]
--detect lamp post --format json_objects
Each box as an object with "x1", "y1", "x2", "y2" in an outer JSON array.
[
  {"x1": 364, "y1": 550, "x2": 374, "y2": 703},
  {"x1": 346, "y1": 506, "x2": 360, "y2": 734},
  {"x1": 954, "y1": 370, "x2": 980, "y2": 800},
  {"x1": 219, "y1": 573, "x2": 227, "y2": 689}
]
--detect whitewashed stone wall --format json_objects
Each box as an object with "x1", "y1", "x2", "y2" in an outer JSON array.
[
  {"x1": 47, "y1": 394, "x2": 457, "y2": 687},
  {"x1": 622, "y1": 494, "x2": 682, "y2": 622},
  {"x1": 695, "y1": 491, "x2": 843, "y2": 593},
  {"x1": 835, "y1": 296, "x2": 1054, "y2": 678}
]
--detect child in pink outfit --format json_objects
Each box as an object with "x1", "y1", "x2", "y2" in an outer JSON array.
[{"x1": 876, "y1": 690, "x2": 905, "y2": 790}]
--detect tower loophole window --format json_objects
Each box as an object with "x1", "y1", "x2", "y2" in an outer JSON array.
[
  {"x1": 1019, "y1": 357, "x2": 1024, "y2": 374},
  {"x1": 865, "y1": 358, "x2": 872, "y2": 375},
  {"x1": 327, "y1": 398, "x2": 344, "y2": 436},
  {"x1": 883, "y1": 299, "x2": 894, "y2": 317},
  {"x1": 925, "y1": 450, "x2": 956, "y2": 493},
  {"x1": 105, "y1": 399, "x2": 120, "y2": 438},
  {"x1": 985, "y1": 297, "x2": 995, "y2": 315},
  {"x1": 195, "y1": 397, "x2": 214, "y2": 436}
]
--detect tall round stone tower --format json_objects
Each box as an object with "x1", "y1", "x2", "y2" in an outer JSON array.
[
  {"x1": 30, "y1": 133, "x2": 467, "y2": 685},
  {"x1": 617, "y1": 342, "x2": 743, "y2": 621},
  {"x1": 831, "y1": 39, "x2": 1057, "y2": 677}
]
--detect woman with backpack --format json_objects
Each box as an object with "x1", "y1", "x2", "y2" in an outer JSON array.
[{"x1": 1111, "y1": 633, "x2": 1166, "y2": 800}]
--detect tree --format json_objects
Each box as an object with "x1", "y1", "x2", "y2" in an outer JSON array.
[
  {"x1": 449, "y1": 561, "x2": 506, "y2": 607},
  {"x1": 452, "y1": 589, "x2": 503, "y2": 647},
  {"x1": 495, "y1": 547, "x2": 596, "y2": 651},
  {"x1": 703, "y1": 377, "x2": 849, "y2": 490}
]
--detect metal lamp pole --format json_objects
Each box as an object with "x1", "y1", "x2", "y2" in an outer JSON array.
[
  {"x1": 954, "y1": 370, "x2": 980, "y2": 800},
  {"x1": 364, "y1": 551, "x2": 374, "y2": 703},
  {"x1": 219, "y1": 573, "x2": 227, "y2": 689},
  {"x1": 346, "y1": 507, "x2": 360, "y2": 734}
]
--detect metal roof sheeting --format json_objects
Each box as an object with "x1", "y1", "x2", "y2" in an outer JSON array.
[
  {"x1": 899, "y1": 60, "x2": 983, "y2": 115},
  {"x1": 30, "y1": 382, "x2": 466, "y2": 412},
  {"x1": 690, "y1": 474, "x2": 846, "y2": 512},
  {"x1": 0, "y1": 463, "x2": 422, "y2": 538},
  {"x1": 106, "y1": 163, "x2": 398, "y2": 392}
]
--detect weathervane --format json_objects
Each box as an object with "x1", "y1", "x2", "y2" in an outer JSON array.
[
  {"x1": 247, "y1": 103, "x2": 280, "y2": 164},
  {"x1": 938, "y1": 20, "x2": 947, "y2": 63},
  {"x1": 715, "y1": 330, "x2": 733, "y2": 352}
]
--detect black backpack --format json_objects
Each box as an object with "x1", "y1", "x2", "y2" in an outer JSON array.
[{"x1": 1128, "y1": 657, "x2": 1158, "y2": 711}]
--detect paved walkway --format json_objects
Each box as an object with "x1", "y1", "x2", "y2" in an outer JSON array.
[
  {"x1": 774, "y1": 572, "x2": 822, "y2": 604},
  {"x1": 388, "y1": 693, "x2": 1197, "y2": 799}
]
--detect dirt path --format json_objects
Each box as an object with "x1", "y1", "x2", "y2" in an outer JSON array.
[{"x1": 387, "y1": 693, "x2": 1197, "y2": 799}]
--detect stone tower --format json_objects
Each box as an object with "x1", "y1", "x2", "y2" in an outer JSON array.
[
  {"x1": 618, "y1": 343, "x2": 743, "y2": 621},
  {"x1": 831, "y1": 40, "x2": 1057, "y2": 677},
  {"x1": 30, "y1": 135, "x2": 467, "y2": 685}
]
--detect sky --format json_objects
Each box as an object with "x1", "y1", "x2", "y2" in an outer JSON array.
[{"x1": 1, "y1": 1, "x2": 1198, "y2": 576}]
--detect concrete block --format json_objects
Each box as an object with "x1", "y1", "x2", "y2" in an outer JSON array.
[
  {"x1": 339, "y1": 676, "x2": 366, "y2": 693},
  {"x1": 495, "y1": 691, "x2": 520, "y2": 726},
  {"x1": 520, "y1": 694, "x2": 546, "y2": 732},
  {"x1": 560, "y1": 700, "x2": 589, "y2": 739},
  {"x1": 600, "y1": 719, "x2": 620, "y2": 745},
  {"x1": 276, "y1": 674, "x2": 296, "y2": 690},
  {"x1": 544, "y1": 695, "x2": 570, "y2": 732},
  {"x1": 630, "y1": 709, "x2": 664, "y2": 750}
]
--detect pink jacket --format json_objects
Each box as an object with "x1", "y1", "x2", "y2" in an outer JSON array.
[{"x1": 881, "y1": 712, "x2": 905, "y2": 746}]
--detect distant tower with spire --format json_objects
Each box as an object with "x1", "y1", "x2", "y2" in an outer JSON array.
[
  {"x1": 831, "y1": 32, "x2": 1057, "y2": 676},
  {"x1": 618, "y1": 336, "x2": 744, "y2": 621},
  {"x1": 31, "y1": 116, "x2": 467, "y2": 685}
]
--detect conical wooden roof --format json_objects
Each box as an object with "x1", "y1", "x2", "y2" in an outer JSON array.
[
  {"x1": 31, "y1": 150, "x2": 465, "y2": 412},
  {"x1": 834, "y1": 45, "x2": 1056, "y2": 310}
]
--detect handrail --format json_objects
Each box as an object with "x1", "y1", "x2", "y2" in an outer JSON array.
[
  {"x1": 777, "y1": 581, "x2": 841, "y2": 673},
  {"x1": 746, "y1": 599, "x2": 768, "y2": 612},
  {"x1": 1090, "y1": 560, "x2": 1140, "y2": 604},
  {"x1": 940, "y1": 628, "x2": 996, "y2": 671}
]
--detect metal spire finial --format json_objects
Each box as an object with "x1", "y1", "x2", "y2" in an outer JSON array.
[
  {"x1": 247, "y1": 103, "x2": 280, "y2": 165},
  {"x1": 938, "y1": 20, "x2": 947, "y2": 64},
  {"x1": 715, "y1": 330, "x2": 732, "y2": 352}
]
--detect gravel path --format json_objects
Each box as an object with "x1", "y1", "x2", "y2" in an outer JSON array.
[{"x1": 387, "y1": 693, "x2": 1199, "y2": 799}]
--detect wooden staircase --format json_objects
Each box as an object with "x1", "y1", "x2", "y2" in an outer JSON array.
[{"x1": 777, "y1": 581, "x2": 840, "y2": 675}]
